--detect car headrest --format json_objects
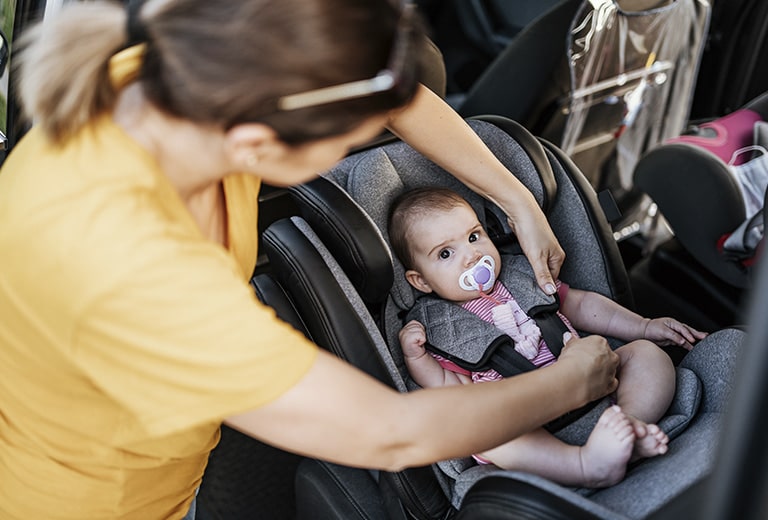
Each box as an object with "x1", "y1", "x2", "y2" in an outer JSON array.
[
  {"x1": 290, "y1": 117, "x2": 558, "y2": 311},
  {"x1": 290, "y1": 177, "x2": 395, "y2": 306}
]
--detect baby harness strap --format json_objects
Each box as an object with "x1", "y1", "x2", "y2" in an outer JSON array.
[{"x1": 406, "y1": 255, "x2": 567, "y2": 372}]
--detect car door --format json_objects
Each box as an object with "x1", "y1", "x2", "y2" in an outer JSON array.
[{"x1": 0, "y1": 0, "x2": 59, "y2": 167}]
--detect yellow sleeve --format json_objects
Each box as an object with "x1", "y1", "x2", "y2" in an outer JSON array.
[{"x1": 73, "y1": 239, "x2": 317, "y2": 440}]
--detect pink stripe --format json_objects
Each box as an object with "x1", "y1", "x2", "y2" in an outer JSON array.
[
  {"x1": 531, "y1": 342, "x2": 556, "y2": 367},
  {"x1": 454, "y1": 280, "x2": 570, "y2": 375},
  {"x1": 462, "y1": 282, "x2": 512, "y2": 321}
]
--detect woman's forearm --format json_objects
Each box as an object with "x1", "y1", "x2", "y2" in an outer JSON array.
[
  {"x1": 391, "y1": 358, "x2": 602, "y2": 467},
  {"x1": 387, "y1": 85, "x2": 540, "y2": 217},
  {"x1": 226, "y1": 344, "x2": 616, "y2": 471}
]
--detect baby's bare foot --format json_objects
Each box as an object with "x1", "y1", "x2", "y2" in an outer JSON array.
[
  {"x1": 578, "y1": 406, "x2": 635, "y2": 487},
  {"x1": 627, "y1": 417, "x2": 669, "y2": 460}
]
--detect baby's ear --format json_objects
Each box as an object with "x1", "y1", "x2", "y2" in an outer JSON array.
[{"x1": 405, "y1": 269, "x2": 432, "y2": 293}]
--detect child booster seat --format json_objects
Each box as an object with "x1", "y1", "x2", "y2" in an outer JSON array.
[{"x1": 631, "y1": 90, "x2": 768, "y2": 331}]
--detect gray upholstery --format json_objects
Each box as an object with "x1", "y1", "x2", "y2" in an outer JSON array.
[
  {"x1": 278, "y1": 117, "x2": 745, "y2": 517},
  {"x1": 590, "y1": 329, "x2": 743, "y2": 518},
  {"x1": 325, "y1": 119, "x2": 620, "y2": 387}
]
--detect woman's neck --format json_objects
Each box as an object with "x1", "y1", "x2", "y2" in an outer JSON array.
[
  {"x1": 113, "y1": 84, "x2": 231, "y2": 245},
  {"x1": 112, "y1": 84, "x2": 230, "y2": 201}
]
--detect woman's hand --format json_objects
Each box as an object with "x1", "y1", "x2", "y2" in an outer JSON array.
[
  {"x1": 507, "y1": 203, "x2": 565, "y2": 295},
  {"x1": 557, "y1": 334, "x2": 620, "y2": 403}
]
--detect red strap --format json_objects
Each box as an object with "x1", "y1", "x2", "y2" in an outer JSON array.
[{"x1": 717, "y1": 233, "x2": 762, "y2": 266}]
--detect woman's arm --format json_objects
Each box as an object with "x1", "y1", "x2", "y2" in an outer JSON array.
[
  {"x1": 225, "y1": 336, "x2": 618, "y2": 471},
  {"x1": 386, "y1": 85, "x2": 565, "y2": 295}
]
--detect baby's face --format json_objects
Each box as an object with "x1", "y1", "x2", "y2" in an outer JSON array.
[{"x1": 406, "y1": 203, "x2": 502, "y2": 302}]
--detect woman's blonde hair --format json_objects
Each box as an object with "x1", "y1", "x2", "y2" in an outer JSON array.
[{"x1": 16, "y1": 0, "x2": 423, "y2": 144}]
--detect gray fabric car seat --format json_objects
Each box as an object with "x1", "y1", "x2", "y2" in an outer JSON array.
[{"x1": 258, "y1": 115, "x2": 743, "y2": 519}]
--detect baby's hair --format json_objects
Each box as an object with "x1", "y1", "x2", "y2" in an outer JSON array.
[{"x1": 388, "y1": 187, "x2": 470, "y2": 269}]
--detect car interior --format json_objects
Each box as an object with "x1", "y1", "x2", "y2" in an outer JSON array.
[
  {"x1": 2, "y1": 0, "x2": 767, "y2": 519},
  {"x1": 453, "y1": 0, "x2": 710, "y2": 229},
  {"x1": 212, "y1": 114, "x2": 742, "y2": 520},
  {"x1": 630, "y1": 91, "x2": 768, "y2": 334}
]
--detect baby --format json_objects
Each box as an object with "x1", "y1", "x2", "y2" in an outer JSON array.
[{"x1": 389, "y1": 187, "x2": 707, "y2": 487}]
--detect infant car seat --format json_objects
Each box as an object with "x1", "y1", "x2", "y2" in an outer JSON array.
[
  {"x1": 631, "y1": 91, "x2": 768, "y2": 332},
  {"x1": 257, "y1": 115, "x2": 742, "y2": 519}
]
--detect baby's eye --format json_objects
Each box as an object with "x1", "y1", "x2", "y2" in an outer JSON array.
[
  {"x1": 438, "y1": 249, "x2": 451, "y2": 259},
  {"x1": 469, "y1": 232, "x2": 480, "y2": 243}
]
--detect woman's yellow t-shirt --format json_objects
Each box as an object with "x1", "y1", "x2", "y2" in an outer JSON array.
[{"x1": 0, "y1": 116, "x2": 317, "y2": 519}]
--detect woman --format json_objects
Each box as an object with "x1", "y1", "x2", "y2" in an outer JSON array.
[{"x1": 0, "y1": 1, "x2": 619, "y2": 518}]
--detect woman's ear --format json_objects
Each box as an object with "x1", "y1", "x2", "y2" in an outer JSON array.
[
  {"x1": 224, "y1": 123, "x2": 283, "y2": 171},
  {"x1": 405, "y1": 269, "x2": 432, "y2": 293}
]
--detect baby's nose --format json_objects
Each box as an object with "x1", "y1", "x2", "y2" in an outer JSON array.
[{"x1": 465, "y1": 249, "x2": 482, "y2": 266}]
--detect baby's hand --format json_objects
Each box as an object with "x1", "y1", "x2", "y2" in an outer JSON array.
[
  {"x1": 399, "y1": 320, "x2": 428, "y2": 359},
  {"x1": 642, "y1": 318, "x2": 708, "y2": 350}
]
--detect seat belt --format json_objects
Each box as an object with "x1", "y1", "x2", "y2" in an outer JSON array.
[{"x1": 486, "y1": 310, "x2": 602, "y2": 433}]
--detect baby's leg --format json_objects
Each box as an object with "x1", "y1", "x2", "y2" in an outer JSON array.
[
  {"x1": 615, "y1": 340, "x2": 676, "y2": 458},
  {"x1": 480, "y1": 405, "x2": 634, "y2": 488}
]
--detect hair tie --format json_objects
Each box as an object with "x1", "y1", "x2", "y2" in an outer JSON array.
[
  {"x1": 109, "y1": 43, "x2": 146, "y2": 91},
  {"x1": 125, "y1": 0, "x2": 148, "y2": 47}
]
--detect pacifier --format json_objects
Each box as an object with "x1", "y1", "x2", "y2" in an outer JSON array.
[{"x1": 458, "y1": 255, "x2": 497, "y2": 292}]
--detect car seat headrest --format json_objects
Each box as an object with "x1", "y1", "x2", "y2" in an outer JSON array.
[
  {"x1": 289, "y1": 177, "x2": 395, "y2": 305},
  {"x1": 329, "y1": 147, "x2": 492, "y2": 310},
  {"x1": 665, "y1": 109, "x2": 763, "y2": 165},
  {"x1": 316, "y1": 118, "x2": 557, "y2": 311}
]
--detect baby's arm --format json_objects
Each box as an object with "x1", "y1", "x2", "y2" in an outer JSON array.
[
  {"x1": 399, "y1": 320, "x2": 471, "y2": 387},
  {"x1": 560, "y1": 289, "x2": 707, "y2": 349}
]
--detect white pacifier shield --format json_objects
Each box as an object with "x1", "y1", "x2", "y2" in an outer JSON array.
[{"x1": 459, "y1": 255, "x2": 496, "y2": 291}]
